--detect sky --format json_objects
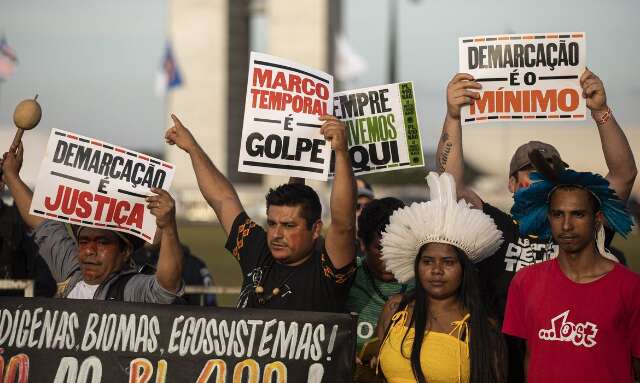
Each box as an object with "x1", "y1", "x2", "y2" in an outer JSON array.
[
  {"x1": 343, "y1": 0, "x2": 640, "y2": 146},
  {"x1": 0, "y1": 1, "x2": 166, "y2": 151},
  {"x1": 1, "y1": 0, "x2": 639, "y2": 153}
]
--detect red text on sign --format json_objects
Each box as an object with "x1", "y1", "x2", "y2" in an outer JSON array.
[
  {"x1": 470, "y1": 88, "x2": 579, "y2": 115},
  {"x1": 44, "y1": 185, "x2": 144, "y2": 229}
]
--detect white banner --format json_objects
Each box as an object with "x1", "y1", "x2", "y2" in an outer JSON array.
[
  {"x1": 459, "y1": 32, "x2": 587, "y2": 125},
  {"x1": 332, "y1": 82, "x2": 424, "y2": 176},
  {"x1": 29, "y1": 129, "x2": 175, "y2": 242},
  {"x1": 239, "y1": 52, "x2": 334, "y2": 181}
]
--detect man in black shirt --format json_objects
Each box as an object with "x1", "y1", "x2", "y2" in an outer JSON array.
[
  {"x1": 166, "y1": 114, "x2": 356, "y2": 312},
  {"x1": 436, "y1": 69, "x2": 637, "y2": 381}
]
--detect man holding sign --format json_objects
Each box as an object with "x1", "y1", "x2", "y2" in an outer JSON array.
[
  {"x1": 166, "y1": 113, "x2": 357, "y2": 312},
  {"x1": 439, "y1": 68, "x2": 636, "y2": 309},
  {"x1": 437, "y1": 68, "x2": 636, "y2": 381},
  {"x1": 1, "y1": 143, "x2": 184, "y2": 303}
]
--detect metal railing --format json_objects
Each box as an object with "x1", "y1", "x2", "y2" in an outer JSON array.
[
  {"x1": 184, "y1": 285, "x2": 241, "y2": 295},
  {"x1": 0, "y1": 279, "x2": 240, "y2": 298},
  {"x1": 0, "y1": 279, "x2": 34, "y2": 297}
]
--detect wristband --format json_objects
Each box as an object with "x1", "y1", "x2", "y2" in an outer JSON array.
[{"x1": 594, "y1": 107, "x2": 613, "y2": 126}]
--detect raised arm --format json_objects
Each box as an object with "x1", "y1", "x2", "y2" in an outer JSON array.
[
  {"x1": 581, "y1": 69, "x2": 637, "y2": 202},
  {"x1": 322, "y1": 115, "x2": 356, "y2": 269},
  {"x1": 146, "y1": 188, "x2": 183, "y2": 293},
  {"x1": 436, "y1": 73, "x2": 483, "y2": 208},
  {"x1": 1, "y1": 143, "x2": 45, "y2": 229},
  {"x1": 165, "y1": 114, "x2": 243, "y2": 235}
]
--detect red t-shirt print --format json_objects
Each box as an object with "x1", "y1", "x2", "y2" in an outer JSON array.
[
  {"x1": 503, "y1": 258, "x2": 640, "y2": 383},
  {"x1": 537, "y1": 309, "x2": 598, "y2": 348}
]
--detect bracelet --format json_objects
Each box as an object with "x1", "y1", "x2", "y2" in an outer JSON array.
[{"x1": 594, "y1": 107, "x2": 613, "y2": 126}]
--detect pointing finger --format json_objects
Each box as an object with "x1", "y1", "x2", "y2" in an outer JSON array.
[{"x1": 170, "y1": 114, "x2": 183, "y2": 129}]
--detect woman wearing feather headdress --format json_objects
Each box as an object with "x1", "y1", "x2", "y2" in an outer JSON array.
[
  {"x1": 504, "y1": 164, "x2": 640, "y2": 382},
  {"x1": 375, "y1": 172, "x2": 506, "y2": 383}
]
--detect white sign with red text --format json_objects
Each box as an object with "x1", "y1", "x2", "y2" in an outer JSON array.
[
  {"x1": 29, "y1": 129, "x2": 175, "y2": 242},
  {"x1": 239, "y1": 52, "x2": 334, "y2": 180},
  {"x1": 459, "y1": 32, "x2": 587, "y2": 125}
]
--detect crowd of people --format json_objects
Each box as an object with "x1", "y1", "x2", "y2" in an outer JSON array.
[{"x1": 1, "y1": 68, "x2": 639, "y2": 382}]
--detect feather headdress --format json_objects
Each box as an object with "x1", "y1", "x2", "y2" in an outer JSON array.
[
  {"x1": 380, "y1": 172, "x2": 503, "y2": 283},
  {"x1": 511, "y1": 167, "x2": 633, "y2": 240}
]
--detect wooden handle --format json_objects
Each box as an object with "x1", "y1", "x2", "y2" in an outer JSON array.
[{"x1": 10, "y1": 129, "x2": 24, "y2": 153}]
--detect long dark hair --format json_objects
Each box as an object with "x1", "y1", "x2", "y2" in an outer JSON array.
[{"x1": 393, "y1": 246, "x2": 506, "y2": 383}]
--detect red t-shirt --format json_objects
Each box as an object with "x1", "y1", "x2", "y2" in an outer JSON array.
[{"x1": 503, "y1": 258, "x2": 640, "y2": 383}]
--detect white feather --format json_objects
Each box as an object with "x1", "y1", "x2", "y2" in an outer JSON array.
[{"x1": 381, "y1": 172, "x2": 503, "y2": 283}]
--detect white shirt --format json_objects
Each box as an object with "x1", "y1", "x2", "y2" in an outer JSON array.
[{"x1": 67, "y1": 280, "x2": 99, "y2": 299}]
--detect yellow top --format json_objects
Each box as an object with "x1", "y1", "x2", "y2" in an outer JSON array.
[{"x1": 378, "y1": 309, "x2": 471, "y2": 383}]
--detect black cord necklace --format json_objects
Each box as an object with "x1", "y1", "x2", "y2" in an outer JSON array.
[{"x1": 253, "y1": 257, "x2": 298, "y2": 305}]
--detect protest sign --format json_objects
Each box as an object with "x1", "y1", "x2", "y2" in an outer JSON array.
[
  {"x1": 458, "y1": 32, "x2": 586, "y2": 125},
  {"x1": 0, "y1": 297, "x2": 356, "y2": 382},
  {"x1": 29, "y1": 129, "x2": 175, "y2": 242},
  {"x1": 332, "y1": 82, "x2": 424, "y2": 176},
  {"x1": 239, "y1": 52, "x2": 334, "y2": 181}
]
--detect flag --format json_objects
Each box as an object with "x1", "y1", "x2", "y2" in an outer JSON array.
[
  {"x1": 155, "y1": 42, "x2": 183, "y2": 96},
  {"x1": 335, "y1": 34, "x2": 367, "y2": 82},
  {"x1": 0, "y1": 36, "x2": 17, "y2": 80}
]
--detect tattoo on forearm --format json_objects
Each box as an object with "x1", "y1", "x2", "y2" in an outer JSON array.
[
  {"x1": 440, "y1": 132, "x2": 449, "y2": 143},
  {"x1": 438, "y1": 142, "x2": 453, "y2": 172}
]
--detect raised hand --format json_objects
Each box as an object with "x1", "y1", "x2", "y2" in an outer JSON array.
[
  {"x1": 446, "y1": 73, "x2": 481, "y2": 120},
  {"x1": 146, "y1": 188, "x2": 176, "y2": 229},
  {"x1": 2, "y1": 141, "x2": 24, "y2": 182},
  {"x1": 580, "y1": 69, "x2": 608, "y2": 114},
  {"x1": 319, "y1": 115, "x2": 348, "y2": 152},
  {"x1": 165, "y1": 114, "x2": 198, "y2": 153}
]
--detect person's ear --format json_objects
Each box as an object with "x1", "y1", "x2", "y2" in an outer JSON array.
[
  {"x1": 312, "y1": 220, "x2": 323, "y2": 240},
  {"x1": 595, "y1": 210, "x2": 605, "y2": 228},
  {"x1": 508, "y1": 176, "x2": 518, "y2": 193}
]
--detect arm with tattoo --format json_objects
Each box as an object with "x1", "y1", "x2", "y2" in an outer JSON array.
[{"x1": 436, "y1": 73, "x2": 483, "y2": 208}]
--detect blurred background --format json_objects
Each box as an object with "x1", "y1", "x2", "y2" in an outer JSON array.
[{"x1": 1, "y1": 0, "x2": 638, "y2": 305}]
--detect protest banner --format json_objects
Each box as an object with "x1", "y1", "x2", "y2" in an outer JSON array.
[
  {"x1": 332, "y1": 82, "x2": 424, "y2": 176},
  {"x1": 458, "y1": 32, "x2": 586, "y2": 125},
  {"x1": 29, "y1": 129, "x2": 175, "y2": 242},
  {"x1": 239, "y1": 52, "x2": 334, "y2": 181},
  {"x1": 0, "y1": 297, "x2": 356, "y2": 382}
]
